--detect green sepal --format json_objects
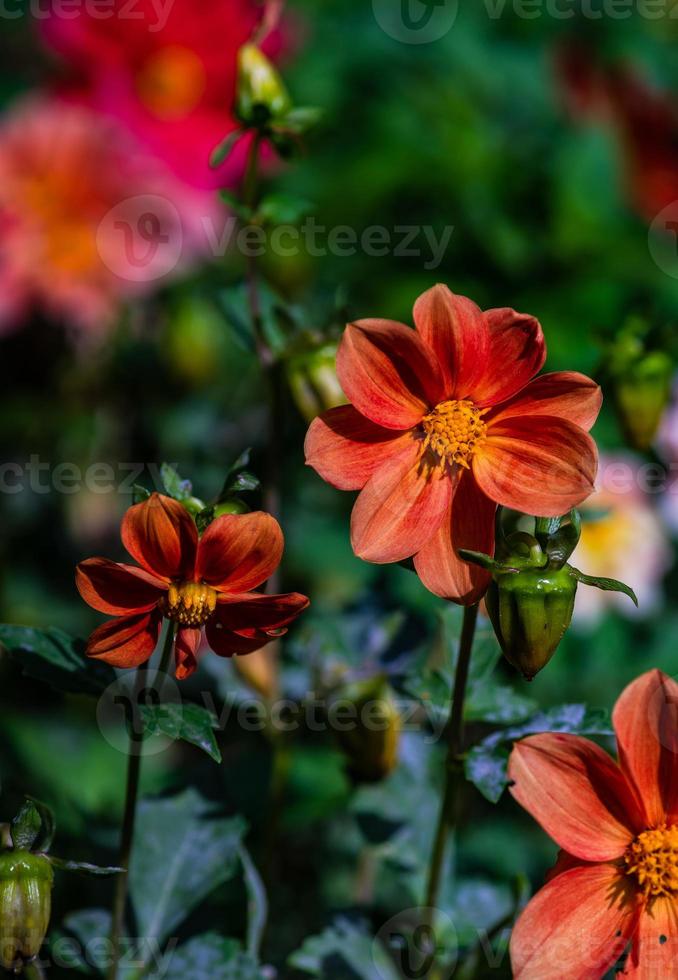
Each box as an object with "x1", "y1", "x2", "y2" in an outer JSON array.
[
  {"x1": 47, "y1": 858, "x2": 124, "y2": 877},
  {"x1": 458, "y1": 549, "x2": 519, "y2": 573},
  {"x1": 210, "y1": 129, "x2": 243, "y2": 169},
  {"x1": 535, "y1": 511, "x2": 581, "y2": 568},
  {"x1": 570, "y1": 569, "x2": 639, "y2": 606},
  {"x1": 132, "y1": 484, "x2": 151, "y2": 503},
  {"x1": 196, "y1": 506, "x2": 216, "y2": 534},
  {"x1": 11, "y1": 799, "x2": 54, "y2": 854}
]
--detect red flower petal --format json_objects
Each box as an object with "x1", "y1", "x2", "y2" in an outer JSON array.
[
  {"x1": 336, "y1": 319, "x2": 443, "y2": 430},
  {"x1": 474, "y1": 308, "x2": 546, "y2": 406},
  {"x1": 304, "y1": 405, "x2": 411, "y2": 491},
  {"x1": 121, "y1": 493, "x2": 198, "y2": 581},
  {"x1": 489, "y1": 371, "x2": 603, "y2": 431},
  {"x1": 215, "y1": 592, "x2": 310, "y2": 632},
  {"x1": 510, "y1": 863, "x2": 639, "y2": 980},
  {"x1": 76, "y1": 558, "x2": 166, "y2": 615},
  {"x1": 612, "y1": 670, "x2": 678, "y2": 828},
  {"x1": 474, "y1": 416, "x2": 597, "y2": 517},
  {"x1": 412, "y1": 284, "x2": 490, "y2": 399},
  {"x1": 195, "y1": 511, "x2": 283, "y2": 594},
  {"x1": 624, "y1": 896, "x2": 678, "y2": 979},
  {"x1": 350, "y1": 441, "x2": 452, "y2": 564},
  {"x1": 413, "y1": 474, "x2": 495, "y2": 604},
  {"x1": 205, "y1": 621, "x2": 278, "y2": 658},
  {"x1": 175, "y1": 628, "x2": 202, "y2": 681},
  {"x1": 86, "y1": 610, "x2": 161, "y2": 669},
  {"x1": 509, "y1": 733, "x2": 642, "y2": 862}
]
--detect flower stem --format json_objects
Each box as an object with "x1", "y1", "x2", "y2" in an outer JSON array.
[
  {"x1": 424, "y1": 603, "x2": 479, "y2": 917},
  {"x1": 107, "y1": 626, "x2": 175, "y2": 980}
]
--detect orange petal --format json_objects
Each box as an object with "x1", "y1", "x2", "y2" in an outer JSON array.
[
  {"x1": 474, "y1": 416, "x2": 597, "y2": 517},
  {"x1": 612, "y1": 670, "x2": 678, "y2": 828},
  {"x1": 86, "y1": 610, "x2": 161, "y2": 669},
  {"x1": 336, "y1": 319, "x2": 443, "y2": 430},
  {"x1": 412, "y1": 284, "x2": 490, "y2": 399},
  {"x1": 175, "y1": 627, "x2": 202, "y2": 681},
  {"x1": 350, "y1": 441, "x2": 452, "y2": 564},
  {"x1": 215, "y1": 592, "x2": 310, "y2": 632},
  {"x1": 475, "y1": 307, "x2": 546, "y2": 406},
  {"x1": 489, "y1": 371, "x2": 603, "y2": 431},
  {"x1": 304, "y1": 405, "x2": 411, "y2": 491},
  {"x1": 624, "y1": 896, "x2": 678, "y2": 979},
  {"x1": 195, "y1": 511, "x2": 283, "y2": 593},
  {"x1": 413, "y1": 474, "x2": 495, "y2": 604},
  {"x1": 76, "y1": 558, "x2": 166, "y2": 615},
  {"x1": 509, "y1": 734, "x2": 642, "y2": 861},
  {"x1": 121, "y1": 493, "x2": 198, "y2": 581},
  {"x1": 510, "y1": 862, "x2": 639, "y2": 980}
]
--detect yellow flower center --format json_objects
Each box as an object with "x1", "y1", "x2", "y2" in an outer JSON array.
[
  {"x1": 625, "y1": 825, "x2": 678, "y2": 898},
  {"x1": 421, "y1": 400, "x2": 488, "y2": 472},
  {"x1": 161, "y1": 581, "x2": 217, "y2": 627},
  {"x1": 136, "y1": 46, "x2": 207, "y2": 120}
]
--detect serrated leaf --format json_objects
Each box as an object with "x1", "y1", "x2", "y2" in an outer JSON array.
[
  {"x1": 49, "y1": 857, "x2": 123, "y2": 876},
  {"x1": 0, "y1": 625, "x2": 116, "y2": 696},
  {"x1": 573, "y1": 571, "x2": 639, "y2": 606},
  {"x1": 163, "y1": 934, "x2": 265, "y2": 980},
  {"x1": 139, "y1": 703, "x2": 222, "y2": 763},
  {"x1": 465, "y1": 704, "x2": 613, "y2": 803},
  {"x1": 160, "y1": 463, "x2": 192, "y2": 502},
  {"x1": 210, "y1": 129, "x2": 243, "y2": 168},
  {"x1": 130, "y1": 789, "x2": 246, "y2": 945}
]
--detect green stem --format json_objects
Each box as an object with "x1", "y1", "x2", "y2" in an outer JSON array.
[
  {"x1": 107, "y1": 627, "x2": 176, "y2": 980},
  {"x1": 424, "y1": 603, "x2": 479, "y2": 917}
]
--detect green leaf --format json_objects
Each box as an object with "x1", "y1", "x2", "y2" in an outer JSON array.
[
  {"x1": 132, "y1": 484, "x2": 151, "y2": 503},
  {"x1": 196, "y1": 505, "x2": 216, "y2": 534},
  {"x1": 49, "y1": 858, "x2": 123, "y2": 876},
  {"x1": 0, "y1": 625, "x2": 116, "y2": 697},
  {"x1": 217, "y1": 286, "x2": 257, "y2": 354},
  {"x1": 289, "y1": 918, "x2": 399, "y2": 979},
  {"x1": 160, "y1": 463, "x2": 193, "y2": 502},
  {"x1": 218, "y1": 448, "x2": 260, "y2": 500},
  {"x1": 129, "y1": 789, "x2": 246, "y2": 945},
  {"x1": 163, "y1": 934, "x2": 265, "y2": 980},
  {"x1": 276, "y1": 105, "x2": 323, "y2": 135},
  {"x1": 571, "y1": 570, "x2": 639, "y2": 606},
  {"x1": 219, "y1": 189, "x2": 253, "y2": 222},
  {"x1": 210, "y1": 129, "x2": 243, "y2": 168},
  {"x1": 239, "y1": 846, "x2": 267, "y2": 959},
  {"x1": 255, "y1": 192, "x2": 312, "y2": 226},
  {"x1": 465, "y1": 704, "x2": 613, "y2": 803},
  {"x1": 139, "y1": 703, "x2": 222, "y2": 763}
]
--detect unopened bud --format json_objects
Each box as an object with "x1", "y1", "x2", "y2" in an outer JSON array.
[
  {"x1": 334, "y1": 678, "x2": 400, "y2": 783},
  {"x1": 236, "y1": 44, "x2": 291, "y2": 125},
  {"x1": 0, "y1": 851, "x2": 53, "y2": 972},
  {"x1": 612, "y1": 350, "x2": 673, "y2": 451},
  {"x1": 286, "y1": 342, "x2": 346, "y2": 422}
]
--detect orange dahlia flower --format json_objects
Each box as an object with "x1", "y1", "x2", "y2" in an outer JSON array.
[
  {"x1": 76, "y1": 494, "x2": 309, "y2": 680},
  {"x1": 305, "y1": 284, "x2": 601, "y2": 604},
  {"x1": 509, "y1": 669, "x2": 678, "y2": 979}
]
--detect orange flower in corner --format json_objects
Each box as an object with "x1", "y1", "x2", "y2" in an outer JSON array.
[
  {"x1": 76, "y1": 494, "x2": 309, "y2": 679},
  {"x1": 508, "y1": 669, "x2": 678, "y2": 979},
  {"x1": 305, "y1": 284, "x2": 601, "y2": 604}
]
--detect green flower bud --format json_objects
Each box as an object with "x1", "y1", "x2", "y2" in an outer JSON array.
[
  {"x1": 236, "y1": 44, "x2": 291, "y2": 126},
  {"x1": 213, "y1": 498, "x2": 250, "y2": 517},
  {"x1": 0, "y1": 851, "x2": 53, "y2": 972},
  {"x1": 612, "y1": 350, "x2": 673, "y2": 452},
  {"x1": 286, "y1": 342, "x2": 346, "y2": 423},
  {"x1": 333, "y1": 678, "x2": 400, "y2": 783},
  {"x1": 486, "y1": 568, "x2": 578, "y2": 681}
]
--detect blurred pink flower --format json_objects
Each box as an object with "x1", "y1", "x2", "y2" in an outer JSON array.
[
  {"x1": 572, "y1": 455, "x2": 672, "y2": 626},
  {"x1": 41, "y1": 0, "x2": 286, "y2": 189},
  {"x1": 0, "y1": 95, "x2": 219, "y2": 335}
]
